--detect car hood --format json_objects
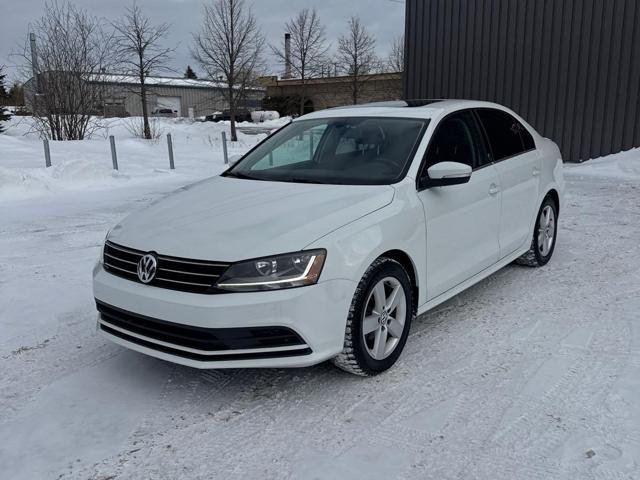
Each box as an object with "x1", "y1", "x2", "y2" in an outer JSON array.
[{"x1": 109, "y1": 176, "x2": 395, "y2": 261}]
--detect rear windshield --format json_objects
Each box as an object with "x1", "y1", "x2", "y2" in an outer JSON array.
[{"x1": 224, "y1": 117, "x2": 428, "y2": 185}]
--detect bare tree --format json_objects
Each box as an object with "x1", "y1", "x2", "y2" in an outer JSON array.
[
  {"x1": 192, "y1": 0, "x2": 264, "y2": 141},
  {"x1": 0, "y1": 66, "x2": 11, "y2": 132},
  {"x1": 271, "y1": 8, "x2": 329, "y2": 115},
  {"x1": 112, "y1": 3, "x2": 173, "y2": 139},
  {"x1": 21, "y1": 1, "x2": 115, "y2": 140},
  {"x1": 388, "y1": 35, "x2": 404, "y2": 73},
  {"x1": 337, "y1": 16, "x2": 377, "y2": 104}
]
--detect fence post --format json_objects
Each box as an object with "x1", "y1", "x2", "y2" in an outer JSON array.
[
  {"x1": 221, "y1": 131, "x2": 229, "y2": 165},
  {"x1": 167, "y1": 133, "x2": 175, "y2": 170},
  {"x1": 109, "y1": 135, "x2": 118, "y2": 170},
  {"x1": 43, "y1": 138, "x2": 51, "y2": 168}
]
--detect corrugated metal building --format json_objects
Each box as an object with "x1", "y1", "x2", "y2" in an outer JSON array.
[
  {"x1": 404, "y1": 0, "x2": 640, "y2": 161},
  {"x1": 97, "y1": 75, "x2": 265, "y2": 118},
  {"x1": 24, "y1": 74, "x2": 265, "y2": 118}
]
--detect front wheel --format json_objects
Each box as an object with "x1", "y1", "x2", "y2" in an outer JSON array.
[
  {"x1": 331, "y1": 257, "x2": 414, "y2": 376},
  {"x1": 516, "y1": 196, "x2": 558, "y2": 267}
]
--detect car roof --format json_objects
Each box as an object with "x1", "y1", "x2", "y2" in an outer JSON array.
[{"x1": 297, "y1": 99, "x2": 513, "y2": 121}]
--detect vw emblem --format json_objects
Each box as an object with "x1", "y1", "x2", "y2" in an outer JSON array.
[
  {"x1": 379, "y1": 309, "x2": 389, "y2": 326},
  {"x1": 137, "y1": 253, "x2": 157, "y2": 284}
]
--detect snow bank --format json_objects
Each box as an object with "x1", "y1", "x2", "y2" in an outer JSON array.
[
  {"x1": 0, "y1": 116, "x2": 289, "y2": 200},
  {"x1": 568, "y1": 147, "x2": 640, "y2": 180}
]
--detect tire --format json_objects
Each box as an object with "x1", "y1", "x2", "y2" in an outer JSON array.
[
  {"x1": 331, "y1": 257, "x2": 414, "y2": 376},
  {"x1": 516, "y1": 196, "x2": 558, "y2": 267}
]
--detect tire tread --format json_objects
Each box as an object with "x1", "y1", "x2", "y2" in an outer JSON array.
[{"x1": 331, "y1": 257, "x2": 413, "y2": 377}]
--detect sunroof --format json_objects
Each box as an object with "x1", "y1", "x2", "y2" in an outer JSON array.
[
  {"x1": 404, "y1": 99, "x2": 443, "y2": 107},
  {"x1": 330, "y1": 99, "x2": 443, "y2": 110}
]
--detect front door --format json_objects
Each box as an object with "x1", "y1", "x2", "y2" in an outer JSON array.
[{"x1": 416, "y1": 110, "x2": 501, "y2": 300}]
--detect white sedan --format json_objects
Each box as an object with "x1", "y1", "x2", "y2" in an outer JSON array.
[{"x1": 93, "y1": 100, "x2": 564, "y2": 376}]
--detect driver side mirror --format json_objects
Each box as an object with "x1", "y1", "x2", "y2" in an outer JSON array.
[{"x1": 420, "y1": 161, "x2": 472, "y2": 189}]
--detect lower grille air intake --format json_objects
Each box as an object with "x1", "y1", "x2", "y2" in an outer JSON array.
[{"x1": 96, "y1": 301, "x2": 312, "y2": 361}]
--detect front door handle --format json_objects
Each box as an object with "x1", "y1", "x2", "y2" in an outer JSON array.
[
  {"x1": 532, "y1": 168, "x2": 540, "y2": 177},
  {"x1": 489, "y1": 184, "x2": 499, "y2": 196}
]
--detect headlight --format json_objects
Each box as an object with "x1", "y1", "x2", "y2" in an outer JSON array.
[{"x1": 216, "y1": 250, "x2": 326, "y2": 292}]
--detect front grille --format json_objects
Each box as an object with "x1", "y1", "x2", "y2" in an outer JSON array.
[
  {"x1": 103, "y1": 241, "x2": 230, "y2": 294},
  {"x1": 96, "y1": 301, "x2": 311, "y2": 361}
]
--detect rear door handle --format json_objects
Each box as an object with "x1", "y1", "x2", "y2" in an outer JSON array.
[
  {"x1": 532, "y1": 168, "x2": 540, "y2": 177},
  {"x1": 489, "y1": 184, "x2": 500, "y2": 195}
]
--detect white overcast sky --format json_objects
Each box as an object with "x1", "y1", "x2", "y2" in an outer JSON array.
[{"x1": 1, "y1": 0, "x2": 405, "y2": 82}]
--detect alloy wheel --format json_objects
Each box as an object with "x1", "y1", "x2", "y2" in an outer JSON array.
[
  {"x1": 362, "y1": 277, "x2": 407, "y2": 360},
  {"x1": 538, "y1": 205, "x2": 556, "y2": 256}
]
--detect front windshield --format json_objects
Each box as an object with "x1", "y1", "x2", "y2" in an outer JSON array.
[{"x1": 224, "y1": 117, "x2": 428, "y2": 185}]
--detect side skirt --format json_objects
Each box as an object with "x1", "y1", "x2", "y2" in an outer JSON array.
[{"x1": 417, "y1": 246, "x2": 529, "y2": 317}]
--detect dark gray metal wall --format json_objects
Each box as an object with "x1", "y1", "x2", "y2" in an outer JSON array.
[{"x1": 404, "y1": 0, "x2": 640, "y2": 161}]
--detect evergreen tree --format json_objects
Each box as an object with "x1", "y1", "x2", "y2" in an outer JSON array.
[
  {"x1": 9, "y1": 83, "x2": 24, "y2": 106},
  {"x1": 184, "y1": 65, "x2": 198, "y2": 79},
  {"x1": 0, "y1": 66, "x2": 12, "y2": 133}
]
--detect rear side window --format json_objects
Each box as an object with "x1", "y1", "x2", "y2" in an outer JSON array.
[
  {"x1": 476, "y1": 108, "x2": 535, "y2": 161},
  {"x1": 520, "y1": 125, "x2": 535, "y2": 150}
]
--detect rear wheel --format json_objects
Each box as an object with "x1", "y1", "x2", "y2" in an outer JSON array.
[
  {"x1": 516, "y1": 196, "x2": 558, "y2": 267},
  {"x1": 332, "y1": 257, "x2": 413, "y2": 376}
]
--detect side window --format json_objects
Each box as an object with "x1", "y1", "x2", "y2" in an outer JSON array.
[
  {"x1": 423, "y1": 110, "x2": 488, "y2": 172},
  {"x1": 476, "y1": 108, "x2": 533, "y2": 160},
  {"x1": 520, "y1": 125, "x2": 535, "y2": 150},
  {"x1": 251, "y1": 125, "x2": 326, "y2": 170}
]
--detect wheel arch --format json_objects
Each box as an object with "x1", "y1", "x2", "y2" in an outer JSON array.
[
  {"x1": 545, "y1": 188, "x2": 560, "y2": 215},
  {"x1": 519, "y1": 184, "x2": 563, "y2": 262},
  {"x1": 378, "y1": 249, "x2": 419, "y2": 315}
]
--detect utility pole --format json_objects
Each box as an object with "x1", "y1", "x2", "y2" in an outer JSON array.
[
  {"x1": 29, "y1": 33, "x2": 40, "y2": 94},
  {"x1": 284, "y1": 33, "x2": 292, "y2": 79}
]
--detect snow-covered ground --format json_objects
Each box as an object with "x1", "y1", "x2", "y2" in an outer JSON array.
[{"x1": 1, "y1": 119, "x2": 639, "y2": 479}]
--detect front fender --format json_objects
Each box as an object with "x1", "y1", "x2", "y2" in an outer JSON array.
[{"x1": 305, "y1": 180, "x2": 427, "y2": 307}]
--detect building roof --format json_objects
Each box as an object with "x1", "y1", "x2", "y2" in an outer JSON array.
[{"x1": 89, "y1": 74, "x2": 265, "y2": 91}]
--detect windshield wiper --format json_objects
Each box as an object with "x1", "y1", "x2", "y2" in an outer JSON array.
[
  {"x1": 224, "y1": 171, "x2": 256, "y2": 180},
  {"x1": 281, "y1": 176, "x2": 327, "y2": 184},
  {"x1": 225, "y1": 171, "x2": 327, "y2": 184}
]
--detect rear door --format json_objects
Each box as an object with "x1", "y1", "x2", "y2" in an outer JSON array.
[
  {"x1": 417, "y1": 110, "x2": 501, "y2": 300},
  {"x1": 475, "y1": 108, "x2": 541, "y2": 258}
]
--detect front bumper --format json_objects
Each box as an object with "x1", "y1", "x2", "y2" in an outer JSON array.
[{"x1": 92, "y1": 263, "x2": 355, "y2": 369}]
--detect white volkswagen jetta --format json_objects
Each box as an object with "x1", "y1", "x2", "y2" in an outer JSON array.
[{"x1": 93, "y1": 100, "x2": 564, "y2": 376}]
